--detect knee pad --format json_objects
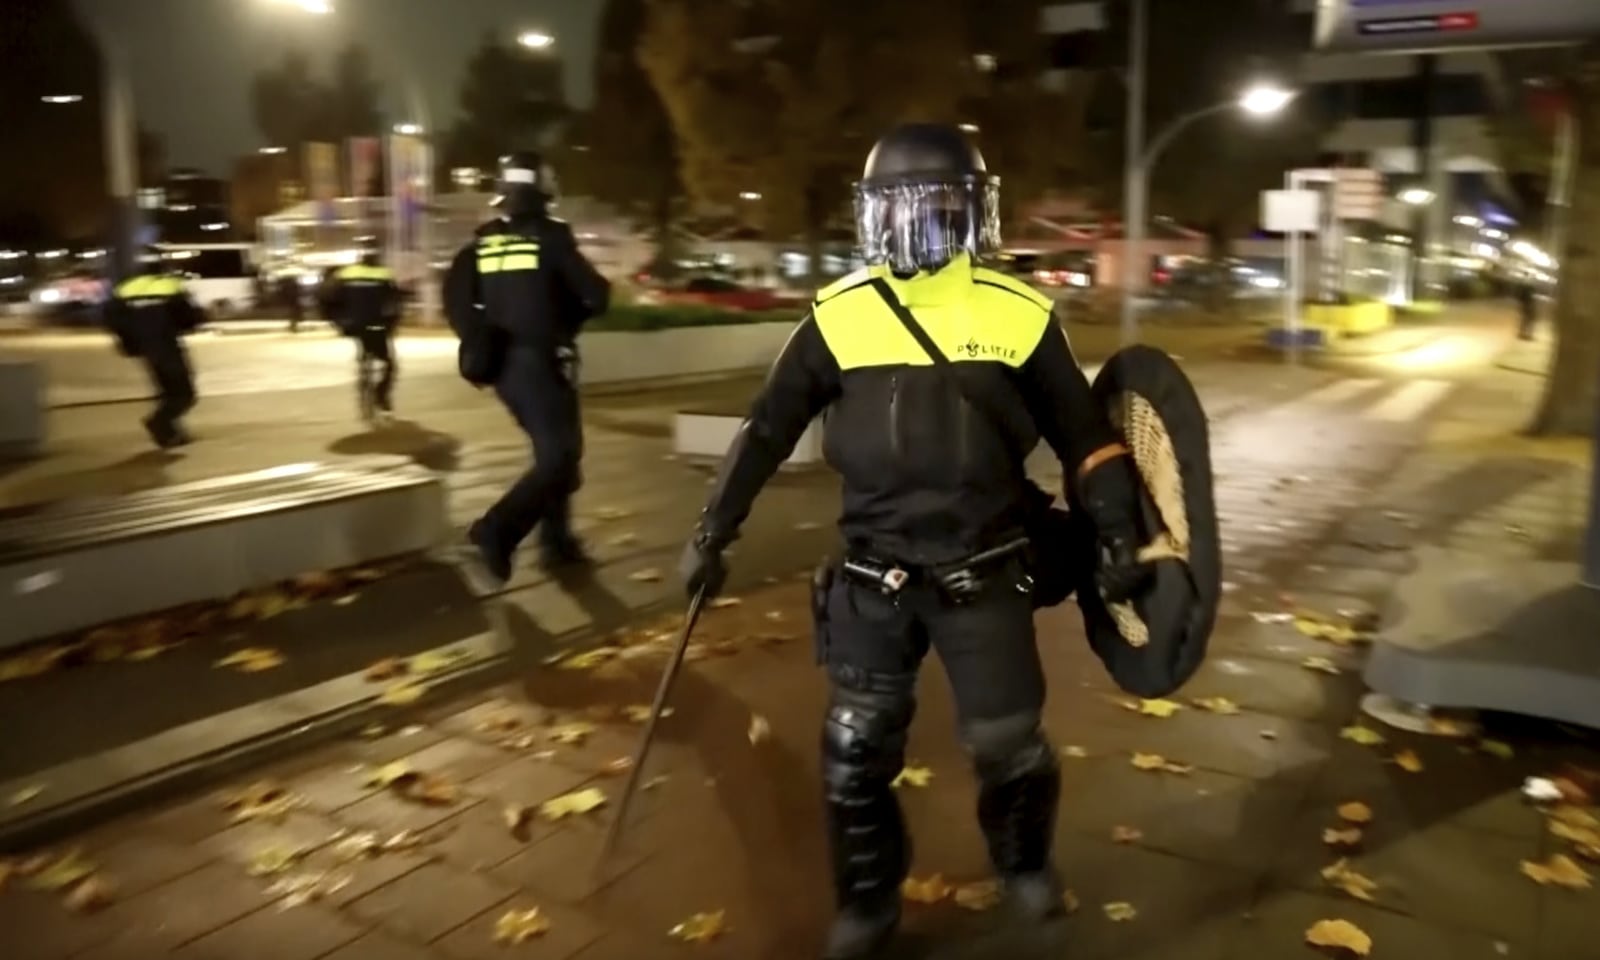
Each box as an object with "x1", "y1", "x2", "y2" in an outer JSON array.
[
  {"x1": 960, "y1": 711, "x2": 1055, "y2": 783},
  {"x1": 822, "y1": 683, "x2": 914, "y2": 791}
]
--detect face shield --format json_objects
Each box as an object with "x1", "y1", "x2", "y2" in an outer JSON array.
[{"x1": 854, "y1": 176, "x2": 1001, "y2": 275}]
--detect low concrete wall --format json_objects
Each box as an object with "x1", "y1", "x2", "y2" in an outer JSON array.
[
  {"x1": 576, "y1": 321, "x2": 796, "y2": 387},
  {"x1": 0, "y1": 359, "x2": 45, "y2": 460},
  {"x1": 673, "y1": 412, "x2": 823, "y2": 467}
]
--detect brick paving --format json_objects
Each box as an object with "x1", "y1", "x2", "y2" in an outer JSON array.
[{"x1": 5, "y1": 308, "x2": 1598, "y2": 959}]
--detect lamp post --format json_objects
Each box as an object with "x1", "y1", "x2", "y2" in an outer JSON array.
[{"x1": 1120, "y1": 83, "x2": 1295, "y2": 343}]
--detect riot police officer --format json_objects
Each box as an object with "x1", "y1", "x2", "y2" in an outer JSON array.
[
  {"x1": 323, "y1": 236, "x2": 403, "y2": 422},
  {"x1": 105, "y1": 247, "x2": 205, "y2": 449},
  {"x1": 679, "y1": 124, "x2": 1150, "y2": 958},
  {"x1": 445, "y1": 151, "x2": 612, "y2": 585}
]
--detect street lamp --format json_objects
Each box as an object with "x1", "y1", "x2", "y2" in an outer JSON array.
[
  {"x1": 518, "y1": 31, "x2": 555, "y2": 50},
  {"x1": 739, "y1": 191, "x2": 762, "y2": 201},
  {"x1": 1120, "y1": 83, "x2": 1295, "y2": 342},
  {"x1": 41, "y1": 94, "x2": 83, "y2": 105},
  {"x1": 1399, "y1": 187, "x2": 1435, "y2": 206},
  {"x1": 259, "y1": 146, "x2": 287, "y2": 155},
  {"x1": 394, "y1": 123, "x2": 423, "y2": 136}
]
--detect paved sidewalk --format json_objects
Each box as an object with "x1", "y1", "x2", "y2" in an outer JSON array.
[{"x1": 9, "y1": 332, "x2": 1598, "y2": 958}]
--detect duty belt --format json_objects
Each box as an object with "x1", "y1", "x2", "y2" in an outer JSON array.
[{"x1": 841, "y1": 535, "x2": 1031, "y2": 603}]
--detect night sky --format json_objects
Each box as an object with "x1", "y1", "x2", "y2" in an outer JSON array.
[{"x1": 72, "y1": 0, "x2": 604, "y2": 176}]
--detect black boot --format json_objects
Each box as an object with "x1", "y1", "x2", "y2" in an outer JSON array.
[
  {"x1": 977, "y1": 750, "x2": 1065, "y2": 921},
  {"x1": 822, "y1": 682, "x2": 915, "y2": 959},
  {"x1": 459, "y1": 521, "x2": 512, "y2": 593}
]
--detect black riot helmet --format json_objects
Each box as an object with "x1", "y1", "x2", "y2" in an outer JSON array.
[
  {"x1": 496, "y1": 150, "x2": 556, "y2": 219},
  {"x1": 355, "y1": 234, "x2": 381, "y2": 266},
  {"x1": 854, "y1": 124, "x2": 1002, "y2": 275}
]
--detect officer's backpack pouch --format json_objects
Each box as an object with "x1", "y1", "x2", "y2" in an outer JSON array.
[
  {"x1": 1072, "y1": 346, "x2": 1221, "y2": 698},
  {"x1": 868, "y1": 279, "x2": 1218, "y2": 698},
  {"x1": 456, "y1": 318, "x2": 506, "y2": 386}
]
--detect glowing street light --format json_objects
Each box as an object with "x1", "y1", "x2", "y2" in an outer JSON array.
[
  {"x1": 1239, "y1": 85, "x2": 1295, "y2": 116},
  {"x1": 259, "y1": 146, "x2": 287, "y2": 155},
  {"x1": 394, "y1": 123, "x2": 423, "y2": 136},
  {"x1": 739, "y1": 191, "x2": 762, "y2": 201},
  {"x1": 958, "y1": 123, "x2": 980, "y2": 134},
  {"x1": 1399, "y1": 187, "x2": 1435, "y2": 206},
  {"x1": 518, "y1": 31, "x2": 555, "y2": 50},
  {"x1": 41, "y1": 95, "x2": 83, "y2": 104}
]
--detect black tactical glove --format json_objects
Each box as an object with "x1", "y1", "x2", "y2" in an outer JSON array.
[
  {"x1": 1096, "y1": 527, "x2": 1151, "y2": 604},
  {"x1": 679, "y1": 529, "x2": 729, "y2": 601}
]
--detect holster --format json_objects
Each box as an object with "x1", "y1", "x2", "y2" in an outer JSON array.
[{"x1": 810, "y1": 559, "x2": 835, "y2": 665}]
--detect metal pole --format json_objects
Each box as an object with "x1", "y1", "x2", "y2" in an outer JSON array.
[
  {"x1": 103, "y1": 41, "x2": 140, "y2": 280},
  {"x1": 1121, "y1": 0, "x2": 1147, "y2": 346}
]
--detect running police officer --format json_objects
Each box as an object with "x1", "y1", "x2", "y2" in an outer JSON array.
[
  {"x1": 105, "y1": 247, "x2": 205, "y2": 449},
  {"x1": 323, "y1": 236, "x2": 403, "y2": 422},
  {"x1": 679, "y1": 124, "x2": 1150, "y2": 959},
  {"x1": 445, "y1": 151, "x2": 612, "y2": 585}
]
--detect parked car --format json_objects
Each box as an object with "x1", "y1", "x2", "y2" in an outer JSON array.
[
  {"x1": 156, "y1": 243, "x2": 258, "y2": 317},
  {"x1": 637, "y1": 275, "x2": 806, "y2": 311},
  {"x1": 28, "y1": 269, "x2": 108, "y2": 325}
]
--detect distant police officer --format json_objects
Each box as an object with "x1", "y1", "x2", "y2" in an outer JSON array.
[
  {"x1": 679, "y1": 124, "x2": 1150, "y2": 959},
  {"x1": 105, "y1": 247, "x2": 205, "y2": 449},
  {"x1": 323, "y1": 237, "x2": 403, "y2": 422},
  {"x1": 445, "y1": 151, "x2": 612, "y2": 584}
]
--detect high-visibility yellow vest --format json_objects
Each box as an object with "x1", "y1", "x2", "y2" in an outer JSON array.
[
  {"x1": 335, "y1": 264, "x2": 395, "y2": 283},
  {"x1": 811, "y1": 254, "x2": 1054, "y2": 371},
  {"x1": 113, "y1": 274, "x2": 184, "y2": 301},
  {"x1": 476, "y1": 233, "x2": 540, "y2": 274}
]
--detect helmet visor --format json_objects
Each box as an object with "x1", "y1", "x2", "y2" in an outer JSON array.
[{"x1": 854, "y1": 177, "x2": 1000, "y2": 274}]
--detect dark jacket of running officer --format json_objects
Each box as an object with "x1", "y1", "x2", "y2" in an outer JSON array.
[
  {"x1": 105, "y1": 248, "x2": 205, "y2": 449},
  {"x1": 678, "y1": 124, "x2": 1151, "y2": 960},
  {"x1": 323, "y1": 238, "x2": 403, "y2": 415},
  {"x1": 444, "y1": 151, "x2": 611, "y2": 583}
]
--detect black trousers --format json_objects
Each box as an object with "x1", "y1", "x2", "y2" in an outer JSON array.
[
  {"x1": 818, "y1": 558, "x2": 1060, "y2": 910},
  {"x1": 356, "y1": 329, "x2": 396, "y2": 410},
  {"x1": 477, "y1": 348, "x2": 583, "y2": 558},
  {"x1": 143, "y1": 340, "x2": 195, "y2": 439}
]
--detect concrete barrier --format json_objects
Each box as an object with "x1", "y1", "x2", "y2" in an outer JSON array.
[
  {"x1": 0, "y1": 455, "x2": 447, "y2": 649},
  {"x1": 577, "y1": 321, "x2": 796, "y2": 387},
  {"x1": 0, "y1": 359, "x2": 44, "y2": 460},
  {"x1": 673, "y1": 411, "x2": 824, "y2": 467},
  {"x1": 1303, "y1": 301, "x2": 1393, "y2": 341}
]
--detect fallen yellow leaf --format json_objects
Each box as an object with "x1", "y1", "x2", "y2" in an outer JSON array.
[
  {"x1": 1192, "y1": 696, "x2": 1241, "y2": 715},
  {"x1": 559, "y1": 647, "x2": 622, "y2": 671},
  {"x1": 607, "y1": 532, "x2": 639, "y2": 547},
  {"x1": 378, "y1": 681, "x2": 426, "y2": 706},
  {"x1": 747, "y1": 714, "x2": 771, "y2": 745},
  {"x1": 1393, "y1": 749, "x2": 1424, "y2": 773},
  {"x1": 1337, "y1": 802, "x2": 1374, "y2": 824},
  {"x1": 1103, "y1": 901, "x2": 1138, "y2": 922},
  {"x1": 411, "y1": 647, "x2": 472, "y2": 676},
  {"x1": 1339, "y1": 726, "x2": 1386, "y2": 747},
  {"x1": 1323, "y1": 827, "x2": 1364, "y2": 848},
  {"x1": 891, "y1": 765, "x2": 933, "y2": 789},
  {"x1": 669, "y1": 909, "x2": 729, "y2": 943},
  {"x1": 1136, "y1": 698, "x2": 1183, "y2": 718},
  {"x1": 214, "y1": 647, "x2": 284, "y2": 672},
  {"x1": 902, "y1": 874, "x2": 953, "y2": 904},
  {"x1": 628, "y1": 568, "x2": 664, "y2": 583},
  {"x1": 708, "y1": 597, "x2": 743, "y2": 609},
  {"x1": 539, "y1": 787, "x2": 607, "y2": 821},
  {"x1": 1549, "y1": 818, "x2": 1600, "y2": 850},
  {"x1": 475, "y1": 712, "x2": 523, "y2": 734},
  {"x1": 1321, "y1": 858, "x2": 1379, "y2": 902},
  {"x1": 8, "y1": 784, "x2": 45, "y2": 807},
  {"x1": 494, "y1": 907, "x2": 552, "y2": 944},
  {"x1": 1305, "y1": 918, "x2": 1373, "y2": 957},
  {"x1": 402, "y1": 774, "x2": 459, "y2": 807},
  {"x1": 363, "y1": 657, "x2": 406, "y2": 682},
  {"x1": 1061, "y1": 745, "x2": 1089, "y2": 759},
  {"x1": 592, "y1": 506, "x2": 634, "y2": 522},
  {"x1": 601, "y1": 757, "x2": 634, "y2": 776},
  {"x1": 1521, "y1": 854, "x2": 1593, "y2": 889},
  {"x1": 248, "y1": 844, "x2": 312, "y2": 877},
  {"x1": 1130, "y1": 753, "x2": 1193, "y2": 775},
  {"x1": 365, "y1": 760, "x2": 416, "y2": 789},
  {"x1": 953, "y1": 879, "x2": 1001, "y2": 912},
  {"x1": 622, "y1": 704, "x2": 676, "y2": 723},
  {"x1": 27, "y1": 850, "x2": 96, "y2": 891},
  {"x1": 1477, "y1": 739, "x2": 1515, "y2": 760},
  {"x1": 220, "y1": 781, "x2": 301, "y2": 824},
  {"x1": 1111, "y1": 825, "x2": 1143, "y2": 844},
  {"x1": 1302, "y1": 656, "x2": 1341, "y2": 676},
  {"x1": 549, "y1": 721, "x2": 597, "y2": 745},
  {"x1": 64, "y1": 875, "x2": 115, "y2": 913}
]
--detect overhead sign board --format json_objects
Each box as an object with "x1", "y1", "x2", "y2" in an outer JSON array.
[
  {"x1": 1263, "y1": 189, "x2": 1322, "y2": 234},
  {"x1": 1333, "y1": 168, "x2": 1386, "y2": 220},
  {"x1": 1315, "y1": 0, "x2": 1600, "y2": 54}
]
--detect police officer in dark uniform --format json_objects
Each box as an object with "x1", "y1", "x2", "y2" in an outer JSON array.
[
  {"x1": 105, "y1": 247, "x2": 205, "y2": 449},
  {"x1": 323, "y1": 236, "x2": 403, "y2": 422},
  {"x1": 678, "y1": 125, "x2": 1150, "y2": 958},
  {"x1": 445, "y1": 151, "x2": 612, "y2": 585}
]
